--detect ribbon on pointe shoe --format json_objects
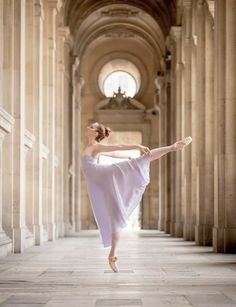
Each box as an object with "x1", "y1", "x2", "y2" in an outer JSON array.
[{"x1": 108, "y1": 256, "x2": 118, "y2": 273}]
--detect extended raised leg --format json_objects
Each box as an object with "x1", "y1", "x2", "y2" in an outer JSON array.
[{"x1": 149, "y1": 136, "x2": 192, "y2": 162}]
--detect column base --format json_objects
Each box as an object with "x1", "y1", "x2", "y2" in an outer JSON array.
[
  {"x1": 24, "y1": 226, "x2": 34, "y2": 249},
  {"x1": 34, "y1": 224, "x2": 44, "y2": 245},
  {"x1": 0, "y1": 230, "x2": 12, "y2": 257},
  {"x1": 170, "y1": 222, "x2": 175, "y2": 236},
  {"x1": 183, "y1": 223, "x2": 195, "y2": 241},
  {"x1": 12, "y1": 227, "x2": 25, "y2": 253},
  {"x1": 195, "y1": 224, "x2": 213, "y2": 246},
  {"x1": 55, "y1": 221, "x2": 64, "y2": 238},
  {"x1": 64, "y1": 222, "x2": 75, "y2": 236},
  {"x1": 48, "y1": 222, "x2": 56, "y2": 241},
  {"x1": 43, "y1": 224, "x2": 49, "y2": 242},
  {"x1": 164, "y1": 220, "x2": 171, "y2": 233},
  {"x1": 158, "y1": 218, "x2": 165, "y2": 231},
  {"x1": 174, "y1": 222, "x2": 183, "y2": 237},
  {"x1": 75, "y1": 221, "x2": 81, "y2": 232},
  {"x1": 213, "y1": 227, "x2": 236, "y2": 253}
]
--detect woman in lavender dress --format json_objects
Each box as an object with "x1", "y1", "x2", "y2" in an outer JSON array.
[{"x1": 81, "y1": 122, "x2": 192, "y2": 272}]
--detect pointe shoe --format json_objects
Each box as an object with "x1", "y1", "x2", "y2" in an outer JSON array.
[
  {"x1": 108, "y1": 256, "x2": 118, "y2": 273},
  {"x1": 174, "y1": 136, "x2": 192, "y2": 150},
  {"x1": 185, "y1": 136, "x2": 192, "y2": 145}
]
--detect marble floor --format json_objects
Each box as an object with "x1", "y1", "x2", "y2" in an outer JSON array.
[{"x1": 0, "y1": 230, "x2": 235, "y2": 307}]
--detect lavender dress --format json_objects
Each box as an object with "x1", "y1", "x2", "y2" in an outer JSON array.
[{"x1": 80, "y1": 154, "x2": 151, "y2": 247}]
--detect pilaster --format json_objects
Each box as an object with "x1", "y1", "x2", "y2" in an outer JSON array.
[
  {"x1": 169, "y1": 26, "x2": 184, "y2": 237},
  {"x1": 33, "y1": 0, "x2": 44, "y2": 245},
  {"x1": 213, "y1": 0, "x2": 236, "y2": 252}
]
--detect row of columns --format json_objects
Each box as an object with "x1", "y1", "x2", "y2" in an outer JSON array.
[
  {"x1": 0, "y1": 0, "x2": 79, "y2": 256},
  {"x1": 156, "y1": 0, "x2": 236, "y2": 252}
]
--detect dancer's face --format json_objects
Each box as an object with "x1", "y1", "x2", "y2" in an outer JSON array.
[{"x1": 86, "y1": 123, "x2": 98, "y2": 140}]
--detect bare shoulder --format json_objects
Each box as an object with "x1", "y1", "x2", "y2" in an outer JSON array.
[{"x1": 82, "y1": 144, "x2": 99, "y2": 157}]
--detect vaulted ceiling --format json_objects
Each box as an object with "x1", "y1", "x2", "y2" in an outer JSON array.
[{"x1": 62, "y1": 0, "x2": 178, "y2": 58}]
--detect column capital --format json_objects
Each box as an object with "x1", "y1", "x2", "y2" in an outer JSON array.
[
  {"x1": 182, "y1": 0, "x2": 192, "y2": 9},
  {"x1": 207, "y1": 0, "x2": 215, "y2": 18},
  {"x1": 170, "y1": 26, "x2": 182, "y2": 42},
  {"x1": 47, "y1": 0, "x2": 63, "y2": 11},
  {"x1": 57, "y1": 26, "x2": 70, "y2": 40},
  {"x1": 34, "y1": 0, "x2": 44, "y2": 18},
  {"x1": 155, "y1": 76, "x2": 165, "y2": 88},
  {"x1": 65, "y1": 34, "x2": 74, "y2": 48}
]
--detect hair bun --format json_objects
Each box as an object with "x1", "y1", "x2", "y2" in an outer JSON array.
[{"x1": 104, "y1": 127, "x2": 111, "y2": 137}]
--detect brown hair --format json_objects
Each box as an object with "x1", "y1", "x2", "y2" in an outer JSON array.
[{"x1": 94, "y1": 122, "x2": 111, "y2": 142}]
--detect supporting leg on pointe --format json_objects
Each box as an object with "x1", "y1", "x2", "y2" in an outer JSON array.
[
  {"x1": 108, "y1": 232, "x2": 120, "y2": 272},
  {"x1": 109, "y1": 232, "x2": 120, "y2": 258}
]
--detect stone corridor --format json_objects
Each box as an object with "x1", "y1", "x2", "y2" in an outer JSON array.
[{"x1": 0, "y1": 230, "x2": 235, "y2": 307}]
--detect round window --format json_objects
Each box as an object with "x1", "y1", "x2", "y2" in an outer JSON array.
[
  {"x1": 103, "y1": 71, "x2": 137, "y2": 98},
  {"x1": 98, "y1": 59, "x2": 141, "y2": 98}
]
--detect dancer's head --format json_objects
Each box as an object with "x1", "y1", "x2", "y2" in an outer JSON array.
[{"x1": 86, "y1": 122, "x2": 111, "y2": 142}]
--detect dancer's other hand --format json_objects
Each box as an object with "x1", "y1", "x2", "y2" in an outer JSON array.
[{"x1": 138, "y1": 145, "x2": 151, "y2": 156}]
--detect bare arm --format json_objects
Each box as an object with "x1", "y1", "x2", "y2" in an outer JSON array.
[
  {"x1": 99, "y1": 151, "x2": 133, "y2": 159},
  {"x1": 96, "y1": 143, "x2": 150, "y2": 155}
]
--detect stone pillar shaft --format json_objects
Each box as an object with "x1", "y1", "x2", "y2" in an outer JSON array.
[
  {"x1": 213, "y1": 0, "x2": 236, "y2": 252},
  {"x1": 12, "y1": 0, "x2": 27, "y2": 253},
  {"x1": 169, "y1": 26, "x2": 183, "y2": 237}
]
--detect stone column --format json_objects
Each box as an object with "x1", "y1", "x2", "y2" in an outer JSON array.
[
  {"x1": 56, "y1": 26, "x2": 70, "y2": 237},
  {"x1": 0, "y1": 109, "x2": 14, "y2": 256},
  {"x1": 46, "y1": 0, "x2": 61, "y2": 241},
  {"x1": 156, "y1": 75, "x2": 167, "y2": 231},
  {"x1": 33, "y1": 0, "x2": 44, "y2": 245},
  {"x1": 24, "y1": 0, "x2": 35, "y2": 238},
  {"x1": 213, "y1": 0, "x2": 236, "y2": 252},
  {"x1": 23, "y1": 131, "x2": 35, "y2": 248},
  {"x1": 1, "y1": 1, "x2": 15, "y2": 245},
  {"x1": 12, "y1": 0, "x2": 27, "y2": 253},
  {"x1": 63, "y1": 36, "x2": 73, "y2": 235},
  {"x1": 187, "y1": 2, "x2": 198, "y2": 241},
  {"x1": 182, "y1": 0, "x2": 194, "y2": 241},
  {"x1": 195, "y1": 1, "x2": 214, "y2": 246},
  {"x1": 169, "y1": 26, "x2": 183, "y2": 237},
  {"x1": 73, "y1": 61, "x2": 84, "y2": 231}
]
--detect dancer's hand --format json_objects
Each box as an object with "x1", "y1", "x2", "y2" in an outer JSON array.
[
  {"x1": 138, "y1": 145, "x2": 151, "y2": 156},
  {"x1": 173, "y1": 136, "x2": 192, "y2": 150}
]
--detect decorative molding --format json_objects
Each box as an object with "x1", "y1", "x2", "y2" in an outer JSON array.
[
  {"x1": 101, "y1": 8, "x2": 139, "y2": 18},
  {"x1": 41, "y1": 144, "x2": 49, "y2": 160},
  {"x1": 192, "y1": 34, "x2": 198, "y2": 46},
  {"x1": 54, "y1": 155, "x2": 59, "y2": 167},
  {"x1": 182, "y1": 0, "x2": 192, "y2": 9},
  {"x1": 99, "y1": 87, "x2": 143, "y2": 110},
  {"x1": 24, "y1": 130, "x2": 36, "y2": 150},
  {"x1": 170, "y1": 26, "x2": 182, "y2": 41},
  {"x1": 34, "y1": 0, "x2": 44, "y2": 19},
  {"x1": 47, "y1": 0, "x2": 63, "y2": 11},
  {"x1": 0, "y1": 107, "x2": 15, "y2": 134},
  {"x1": 207, "y1": 0, "x2": 215, "y2": 18},
  {"x1": 104, "y1": 30, "x2": 135, "y2": 39},
  {"x1": 68, "y1": 164, "x2": 74, "y2": 177},
  {"x1": 57, "y1": 26, "x2": 70, "y2": 40}
]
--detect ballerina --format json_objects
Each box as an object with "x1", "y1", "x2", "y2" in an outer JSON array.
[{"x1": 81, "y1": 122, "x2": 192, "y2": 273}]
